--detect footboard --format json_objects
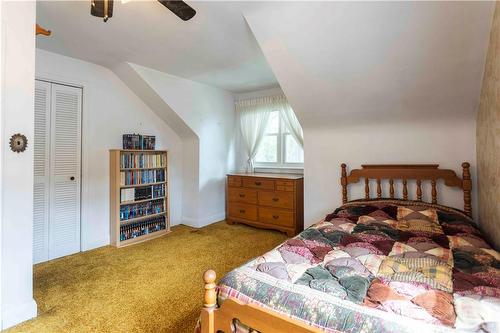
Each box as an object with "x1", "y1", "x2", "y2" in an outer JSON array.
[{"x1": 200, "y1": 270, "x2": 322, "y2": 333}]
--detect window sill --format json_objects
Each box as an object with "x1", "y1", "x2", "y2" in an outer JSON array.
[{"x1": 253, "y1": 166, "x2": 304, "y2": 175}]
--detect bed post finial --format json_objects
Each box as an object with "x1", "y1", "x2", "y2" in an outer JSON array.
[
  {"x1": 341, "y1": 164, "x2": 348, "y2": 204},
  {"x1": 462, "y1": 162, "x2": 472, "y2": 217},
  {"x1": 203, "y1": 270, "x2": 217, "y2": 309}
]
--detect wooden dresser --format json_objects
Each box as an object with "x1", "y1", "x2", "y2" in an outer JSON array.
[{"x1": 226, "y1": 173, "x2": 304, "y2": 236}]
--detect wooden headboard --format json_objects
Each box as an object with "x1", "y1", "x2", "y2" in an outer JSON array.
[{"x1": 340, "y1": 163, "x2": 472, "y2": 216}]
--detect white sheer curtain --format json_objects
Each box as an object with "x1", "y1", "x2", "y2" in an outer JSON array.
[
  {"x1": 236, "y1": 98, "x2": 272, "y2": 172},
  {"x1": 275, "y1": 95, "x2": 303, "y2": 148},
  {"x1": 237, "y1": 94, "x2": 303, "y2": 172}
]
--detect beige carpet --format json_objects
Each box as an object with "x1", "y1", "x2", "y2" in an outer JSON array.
[{"x1": 6, "y1": 221, "x2": 287, "y2": 333}]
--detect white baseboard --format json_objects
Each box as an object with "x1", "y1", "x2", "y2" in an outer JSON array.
[
  {"x1": 2, "y1": 298, "x2": 37, "y2": 330},
  {"x1": 182, "y1": 212, "x2": 225, "y2": 228},
  {"x1": 82, "y1": 237, "x2": 109, "y2": 252}
]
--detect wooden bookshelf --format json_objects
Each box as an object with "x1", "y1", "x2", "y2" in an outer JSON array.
[{"x1": 110, "y1": 149, "x2": 170, "y2": 247}]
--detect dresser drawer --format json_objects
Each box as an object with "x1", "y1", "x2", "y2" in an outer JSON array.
[
  {"x1": 228, "y1": 203, "x2": 257, "y2": 221},
  {"x1": 276, "y1": 180, "x2": 294, "y2": 187},
  {"x1": 276, "y1": 180, "x2": 295, "y2": 192},
  {"x1": 276, "y1": 185, "x2": 294, "y2": 192},
  {"x1": 228, "y1": 188, "x2": 257, "y2": 204},
  {"x1": 259, "y1": 207, "x2": 294, "y2": 227},
  {"x1": 258, "y1": 191, "x2": 294, "y2": 209},
  {"x1": 228, "y1": 176, "x2": 242, "y2": 187},
  {"x1": 242, "y1": 178, "x2": 274, "y2": 190}
]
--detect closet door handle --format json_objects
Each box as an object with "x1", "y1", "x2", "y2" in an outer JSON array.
[{"x1": 70, "y1": 176, "x2": 75, "y2": 181}]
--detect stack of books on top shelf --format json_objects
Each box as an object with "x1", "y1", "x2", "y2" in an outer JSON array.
[{"x1": 122, "y1": 134, "x2": 156, "y2": 150}]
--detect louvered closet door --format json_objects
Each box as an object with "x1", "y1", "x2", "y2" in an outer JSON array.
[
  {"x1": 33, "y1": 80, "x2": 51, "y2": 264},
  {"x1": 48, "y1": 83, "x2": 82, "y2": 260}
]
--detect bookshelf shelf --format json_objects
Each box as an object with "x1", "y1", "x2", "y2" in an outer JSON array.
[
  {"x1": 118, "y1": 229, "x2": 168, "y2": 247},
  {"x1": 120, "y1": 196, "x2": 166, "y2": 206},
  {"x1": 120, "y1": 211, "x2": 166, "y2": 225},
  {"x1": 110, "y1": 149, "x2": 170, "y2": 247},
  {"x1": 120, "y1": 167, "x2": 166, "y2": 171},
  {"x1": 120, "y1": 181, "x2": 167, "y2": 188},
  {"x1": 119, "y1": 149, "x2": 164, "y2": 153}
]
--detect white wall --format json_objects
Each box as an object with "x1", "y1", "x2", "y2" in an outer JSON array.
[
  {"x1": 35, "y1": 49, "x2": 184, "y2": 250},
  {"x1": 244, "y1": 1, "x2": 494, "y2": 226},
  {"x1": 0, "y1": 1, "x2": 38, "y2": 329},
  {"x1": 129, "y1": 65, "x2": 236, "y2": 227},
  {"x1": 304, "y1": 119, "x2": 477, "y2": 225}
]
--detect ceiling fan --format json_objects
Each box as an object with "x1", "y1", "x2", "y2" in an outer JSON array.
[{"x1": 91, "y1": 0, "x2": 196, "y2": 22}]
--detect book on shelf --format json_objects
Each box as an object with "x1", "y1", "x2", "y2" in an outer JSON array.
[
  {"x1": 119, "y1": 215, "x2": 166, "y2": 241},
  {"x1": 120, "y1": 169, "x2": 165, "y2": 186},
  {"x1": 120, "y1": 188, "x2": 135, "y2": 202},
  {"x1": 142, "y1": 135, "x2": 155, "y2": 150},
  {"x1": 120, "y1": 183, "x2": 165, "y2": 203},
  {"x1": 120, "y1": 199, "x2": 164, "y2": 221},
  {"x1": 120, "y1": 153, "x2": 165, "y2": 169}
]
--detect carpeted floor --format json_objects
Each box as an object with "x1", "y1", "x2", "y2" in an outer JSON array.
[{"x1": 7, "y1": 221, "x2": 287, "y2": 333}]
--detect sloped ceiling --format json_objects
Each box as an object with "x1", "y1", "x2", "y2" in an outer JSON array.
[
  {"x1": 37, "y1": 1, "x2": 494, "y2": 110},
  {"x1": 36, "y1": 1, "x2": 277, "y2": 93},
  {"x1": 244, "y1": 1, "x2": 495, "y2": 127},
  {"x1": 241, "y1": 1, "x2": 494, "y2": 224}
]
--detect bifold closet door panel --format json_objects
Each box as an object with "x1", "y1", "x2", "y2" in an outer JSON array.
[
  {"x1": 33, "y1": 80, "x2": 51, "y2": 264},
  {"x1": 48, "y1": 83, "x2": 82, "y2": 260}
]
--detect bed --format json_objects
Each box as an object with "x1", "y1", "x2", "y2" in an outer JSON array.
[{"x1": 199, "y1": 163, "x2": 499, "y2": 333}]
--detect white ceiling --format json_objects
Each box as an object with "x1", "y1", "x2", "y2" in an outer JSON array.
[
  {"x1": 36, "y1": 0, "x2": 278, "y2": 93},
  {"x1": 244, "y1": 1, "x2": 495, "y2": 125}
]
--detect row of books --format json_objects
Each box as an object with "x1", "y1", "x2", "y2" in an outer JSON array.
[
  {"x1": 120, "y1": 169, "x2": 165, "y2": 186},
  {"x1": 119, "y1": 216, "x2": 166, "y2": 241},
  {"x1": 151, "y1": 183, "x2": 165, "y2": 198},
  {"x1": 120, "y1": 184, "x2": 165, "y2": 203},
  {"x1": 120, "y1": 199, "x2": 164, "y2": 221},
  {"x1": 120, "y1": 153, "x2": 165, "y2": 169},
  {"x1": 122, "y1": 134, "x2": 156, "y2": 150}
]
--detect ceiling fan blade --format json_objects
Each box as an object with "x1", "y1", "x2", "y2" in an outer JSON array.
[
  {"x1": 157, "y1": 1, "x2": 196, "y2": 21},
  {"x1": 91, "y1": 0, "x2": 114, "y2": 22}
]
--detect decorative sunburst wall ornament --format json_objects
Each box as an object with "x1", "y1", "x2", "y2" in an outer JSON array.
[{"x1": 9, "y1": 133, "x2": 28, "y2": 153}]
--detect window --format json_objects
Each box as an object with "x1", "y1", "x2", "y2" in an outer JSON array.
[{"x1": 255, "y1": 110, "x2": 304, "y2": 167}]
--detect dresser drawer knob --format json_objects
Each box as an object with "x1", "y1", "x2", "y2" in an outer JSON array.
[
  {"x1": 273, "y1": 215, "x2": 279, "y2": 219},
  {"x1": 239, "y1": 194, "x2": 245, "y2": 198},
  {"x1": 239, "y1": 209, "x2": 246, "y2": 213},
  {"x1": 254, "y1": 181, "x2": 262, "y2": 186},
  {"x1": 272, "y1": 198, "x2": 279, "y2": 202}
]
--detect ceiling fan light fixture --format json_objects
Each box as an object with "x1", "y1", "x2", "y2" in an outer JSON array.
[
  {"x1": 90, "y1": 0, "x2": 195, "y2": 22},
  {"x1": 91, "y1": 0, "x2": 114, "y2": 22}
]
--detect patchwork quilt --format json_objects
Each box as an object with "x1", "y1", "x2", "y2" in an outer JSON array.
[{"x1": 217, "y1": 200, "x2": 500, "y2": 333}]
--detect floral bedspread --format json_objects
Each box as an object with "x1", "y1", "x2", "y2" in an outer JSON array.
[{"x1": 217, "y1": 200, "x2": 500, "y2": 333}]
